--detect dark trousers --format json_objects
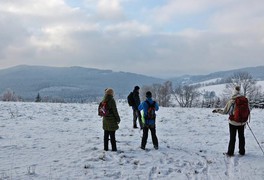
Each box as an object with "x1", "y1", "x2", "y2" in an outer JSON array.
[
  {"x1": 228, "y1": 124, "x2": 245, "y2": 155},
  {"x1": 104, "y1": 130, "x2": 117, "y2": 151},
  {"x1": 133, "y1": 109, "x2": 143, "y2": 128},
  {"x1": 141, "y1": 125, "x2": 158, "y2": 148}
]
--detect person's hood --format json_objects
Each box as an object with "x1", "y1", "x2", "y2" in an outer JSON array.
[
  {"x1": 146, "y1": 97, "x2": 154, "y2": 103},
  {"x1": 103, "y1": 94, "x2": 113, "y2": 102},
  {"x1": 231, "y1": 90, "x2": 242, "y2": 99}
]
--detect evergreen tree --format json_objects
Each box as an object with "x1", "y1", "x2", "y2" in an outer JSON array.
[{"x1": 35, "y1": 93, "x2": 41, "y2": 102}]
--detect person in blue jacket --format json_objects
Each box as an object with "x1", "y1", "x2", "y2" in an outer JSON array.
[{"x1": 138, "y1": 91, "x2": 159, "y2": 150}]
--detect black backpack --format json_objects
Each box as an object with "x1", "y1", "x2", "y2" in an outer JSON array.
[
  {"x1": 127, "y1": 92, "x2": 135, "y2": 106},
  {"x1": 145, "y1": 101, "x2": 156, "y2": 120}
]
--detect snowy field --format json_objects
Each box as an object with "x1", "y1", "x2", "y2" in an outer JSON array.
[{"x1": 0, "y1": 101, "x2": 264, "y2": 180}]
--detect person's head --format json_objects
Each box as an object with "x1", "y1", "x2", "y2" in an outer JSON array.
[
  {"x1": 233, "y1": 85, "x2": 241, "y2": 95},
  {"x1": 146, "y1": 91, "x2": 152, "y2": 98},
  {"x1": 105, "y1": 88, "x2": 114, "y2": 96},
  {"x1": 134, "y1": 86, "x2": 140, "y2": 91},
  {"x1": 235, "y1": 86, "x2": 240, "y2": 92}
]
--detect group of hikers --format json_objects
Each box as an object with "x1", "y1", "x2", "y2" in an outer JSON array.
[{"x1": 99, "y1": 85, "x2": 250, "y2": 157}]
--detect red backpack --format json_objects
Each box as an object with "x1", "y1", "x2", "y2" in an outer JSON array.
[
  {"x1": 230, "y1": 96, "x2": 250, "y2": 123},
  {"x1": 145, "y1": 101, "x2": 156, "y2": 120},
  {"x1": 98, "y1": 102, "x2": 109, "y2": 117}
]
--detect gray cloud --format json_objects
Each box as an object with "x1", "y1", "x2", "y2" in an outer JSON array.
[{"x1": 0, "y1": 0, "x2": 264, "y2": 78}]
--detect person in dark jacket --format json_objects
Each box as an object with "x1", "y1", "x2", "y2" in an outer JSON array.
[
  {"x1": 132, "y1": 86, "x2": 143, "y2": 129},
  {"x1": 138, "y1": 91, "x2": 159, "y2": 150},
  {"x1": 213, "y1": 86, "x2": 249, "y2": 156},
  {"x1": 101, "y1": 88, "x2": 121, "y2": 151}
]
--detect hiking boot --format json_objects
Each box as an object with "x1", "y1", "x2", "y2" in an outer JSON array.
[
  {"x1": 154, "y1": 146, "x2": 158, "y2": 150},
  {"x1": 133, "y1": 125, "x2": 138, "y2": 129},
  {"x1": 239, "y1": 151, "x2": 245, "y2": 156},
  {"x1": 224, "y1": 152, "x2": 234, "y2": 157},
  {"x1": 141, "y1": 146, "x2": 145, "y2": 150}
]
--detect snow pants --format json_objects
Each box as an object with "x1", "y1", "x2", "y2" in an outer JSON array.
[
  {"x1": 133, "y1": 108, "x2": 143, "y2": 128},
  {"x1": 228, "y1": 124, "x2": 245, "y2": 155},
  {"x1": 104, "y1": 130, "x2": 117, "y2": 151},
  {"x1": 141, "y1": 125, "x2": 158, "y2": 149}
]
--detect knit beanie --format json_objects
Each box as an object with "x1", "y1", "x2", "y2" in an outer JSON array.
[
  {"x1": 146, "y1": 91, "x2": 152, "y2": 98},
  {"x1": 105, "y1": 88, "x2": 114, "y2": 96},
  {"x1": 134, "y1": 86, "x2": 140, "y2": 90},
  {"x1": 233, "y1": 86, "x2": 240, "y2": 95},
  {"x1": 235, "y1": 86, "x2": 240, "y2": 92}
]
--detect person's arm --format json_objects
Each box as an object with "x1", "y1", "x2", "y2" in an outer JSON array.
[
  {"x1": 213, "y1": 100, "x2": 233, "y2": 114},
  {"x1": 155, "y1": 101, "x2": 159, "y2": 111},
  {"x1": 111, "y1": 99, "x2": 121, "y2": 123},
  {"x1": 138, "y1": 102, "x2": 144, "y2": 111},
  {"x1": 133, "y1": 92, "x2": 140, "y2": 106}
]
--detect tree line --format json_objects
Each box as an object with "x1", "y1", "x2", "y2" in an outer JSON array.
[
  {"x1": 1, "y1": 71, "x2": 264, "y2": 108},
  {"x1": 140, "y1": 71, "x2": 264, "y2": 108}
]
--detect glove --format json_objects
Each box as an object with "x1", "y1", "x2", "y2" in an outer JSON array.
[{"x1": 212, "y1": 109, "x2": 217, "y2": 113}]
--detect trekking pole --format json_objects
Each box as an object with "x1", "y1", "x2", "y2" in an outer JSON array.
[{"x1": 247, "y1": 122, "x2": 264, "y2": 156}]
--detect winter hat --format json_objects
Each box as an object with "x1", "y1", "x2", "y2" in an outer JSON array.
[
  {"x1": 235, "y1": 86, "x2": 240, "y2": 92},
  {"x1": 146, "y1": 91, "x2": 152, "y2": 98},
  {"x1": 105, "y1": 88, "x2": 114, "y2": 96},
  {"x1": 233, "y1": 86, "x2": 240, "y2": 95},
  {"x1": 134, "y1": 86, "x2": 140, "y2": 90}
]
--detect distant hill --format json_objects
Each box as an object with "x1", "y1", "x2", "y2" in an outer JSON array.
[
  {"x1": 0, "y1": 65, "x2": 164, "y2": 102},
  {"x1": 169, "y1": 66, "x2": 264, "y2": 85},
  {"x1": 1, "y1": 65, "x2": 264, "y2": 102}
]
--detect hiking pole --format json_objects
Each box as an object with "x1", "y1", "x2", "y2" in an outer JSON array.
[{"x1": 247, "y1": 123, "x2": 264, "y2": 156}]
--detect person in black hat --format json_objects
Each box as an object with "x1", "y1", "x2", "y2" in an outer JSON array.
[
  {"x1": 131, "y1": 86, "x2": 143, "y2": 129},
  {"x1": 138, "y1": 91, "x2": 159, "y2": 150}
]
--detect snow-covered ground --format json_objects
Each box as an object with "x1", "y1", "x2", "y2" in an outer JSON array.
[
  {"x1": 199, "y1": 84, "x2": 226, "y2": 97},
  {"x1": 1, "y1": 101, "x2": 264, "y2": 179}
]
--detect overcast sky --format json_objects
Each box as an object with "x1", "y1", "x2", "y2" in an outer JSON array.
[{"x1": 0, "y1": 0, "x2": 264, "y2": 78}]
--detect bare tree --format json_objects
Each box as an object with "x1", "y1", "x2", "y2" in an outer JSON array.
[
  {"x1": 248, "y1": 84, "x2": 264, "y2": 107},
  {"x1": 201, "y1": 90, "x2": 217, "y2": 108},
  {"x1": 173, "y1": 85, "x2": 200, "y2": 107},
  {"x1": 151, "y1": 83, "x2": 162, "y2": 102},
  {"x1": 2, "y1": 89, "x2": 19, "y2": 101},
  {"x1": 158, "y1": 81, "x2": 173, "y2": 107},
  {"x1": 141, "y1": 81, "x2": 173, "y2": 107},
  {"x1": 140, "y1": 85, "x2": 153, "y2": 100},
  {"x1": 224, "y1": 71, "x2": 257, "y2": 98},
  {"x1": 221, "y1": 71, "x2": 264, "y2": 109}
]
